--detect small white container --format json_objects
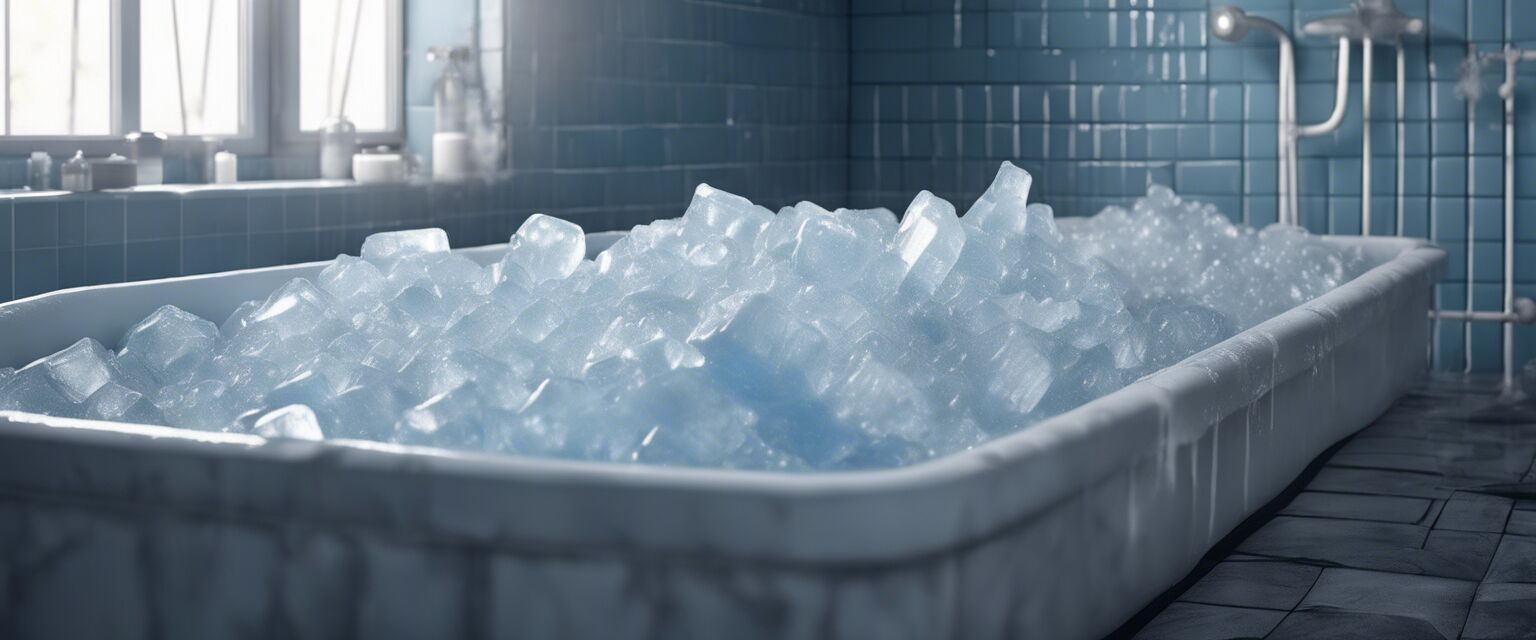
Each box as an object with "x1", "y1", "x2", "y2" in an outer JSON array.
[
  {"x1": 214, "y1": 151, "x2": 238, "y2": 184},
  {"x1": 320, "y1": 118, "x2": 358, "y2": 180},
  {"x1": 432, "y1": 131, "x2": 470, "y2": 181},
  {"x1": 353, "y1": 148, "x2": 407, "y2": 184}
]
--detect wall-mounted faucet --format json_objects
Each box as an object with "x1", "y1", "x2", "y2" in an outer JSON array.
[
  {"x1": 1211, "y1": 2, "x2": 1423, "y2": 233},
  {"x1": 1302, "y1": 0, "x2": 1424, "y2": 237}
]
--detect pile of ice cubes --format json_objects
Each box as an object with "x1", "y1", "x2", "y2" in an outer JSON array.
[{"x1": 0, "y1": 163, "x2": 1365, "y2": 470}]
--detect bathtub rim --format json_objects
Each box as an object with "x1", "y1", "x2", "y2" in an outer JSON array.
[{"x1": 0, "y1": 234, "x2": 1444, "y2": 565}]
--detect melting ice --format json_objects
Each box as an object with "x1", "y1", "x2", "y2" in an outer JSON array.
[{"x1": 0, "y1": 163, "x2": 1365, "y2": 470}]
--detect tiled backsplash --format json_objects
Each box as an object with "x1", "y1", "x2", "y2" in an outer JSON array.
[
  {"x1": 0, "y1": 180, "x2": 635, "y2": 303},
  {"x1": 847, "y1": 0, "x2": 1536, "y2": 372},
  {"x1": 498, "y1": 0, "x2": 850, "y2": 219}
]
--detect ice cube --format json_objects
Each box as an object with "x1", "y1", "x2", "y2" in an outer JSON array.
[
  {"x1": 389, "y1": 285, "x2": 451, "y2": 329},
  {"x1": 964, "y1": 162, "x2": 1032, "y2": 223},
  {"x1": 682, "y1": 183, "x2": 774, "y2": 246},
  {"x1": 892, "y1": 191, "x2": 967, "y2": 296},
  {"x1": 156, "y1": 379, "x2": 236, "y2": 431},
  {"x1": 397, "y1": 382, "x2": 491, "y2": 449},
  {"x1": 82, "y1": 381, "x2": 156, "y2": 423},
  {"x1": 249, "y1": 279, "x2": 338, "y2": 340},
  {"x1": 0, "y1": 365, "x2": 76, "y2": 416},
  {"x1": 360, "y1": 228, "x2": 450, "y2": 270},
  {"x1": 836, "y1": 207, "x2": 899, "y2": 239},
  {"x1": 503, "y1": 214, "x2": 585, "y2": 284},
  {"x1": 789, "y1": 215, "x2": 878, "y2": 289},
  {"x1": 974, "y1": 323, "x2": 1053, "y2": 418},
  {"x1": 221, "y1": 300, "x2": 261, "y2": 336},
  {"x1": 254, "y1": 404, "x2": 324, "y2": 441},
  {"x1": 43, "y1": 338, "x2": 118, "y2": 402},
  {"x1": 623, "y1": 371, "x2": 754, "y2": 466},
  {"x1": 116, "y1": 305, "x2": 219, "y2": 385},
  {"x1": 318, "y1": 255, "x2": 388, "y2": 305}
]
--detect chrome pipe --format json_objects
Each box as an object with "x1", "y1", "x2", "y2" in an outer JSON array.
[
  {"x1": 1431, "y1": 309, "x2": 1533, "y2": 323},
  {"x1": 1396, "y1": 45, "x2": 1406, "y2": 236},
  {"x1": 1295, "y1": 38, "x2": 1352, "y2": 138},
  {"x1": 1210, "y1": 7, "x2": 1296, "y2": 225},
  {"x1": 1279, "y1": 39, "x2": 1295, "y2": 225},
  {"x1": 1361, "y1": 38, "x2": 1373, "y2": 235},
  {"x1": 1501, "y1": 47, "x2": 1519, "y2": 392},
  {"x1": 1290, "y1": 37, "x2": 1351, "y2": 228}
]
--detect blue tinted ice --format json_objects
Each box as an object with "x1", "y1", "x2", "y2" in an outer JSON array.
[
  {"x1": 0, "y1": 162, "x2": 1367, "y2": 470},
  {"x1": 502, "y1": 214, "x2": 585, "y2": 284},
  {"x1": 254, "y1": 404, "x2": 324, "y2": 441}
]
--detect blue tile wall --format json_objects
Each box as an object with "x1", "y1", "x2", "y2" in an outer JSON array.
[
  {"x1": 0, "y1": 179, "x2": 576, "y2": 304},
  {"x1": 848, "y1": 0, "x2": 1536, "y2": 373},
  {"x1": 500, "y1": 0, "x2": 850, "y2": 219}
]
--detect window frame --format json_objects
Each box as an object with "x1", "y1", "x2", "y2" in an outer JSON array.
[
  {"x1": 273, "y1": 0, "x2": 405, "y2": 151},
  {"x1": 0, "y1": 0, "x2": 405, "y2": 163}
]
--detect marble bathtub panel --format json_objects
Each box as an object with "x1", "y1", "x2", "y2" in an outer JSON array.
[
  {"x1": 2, "y1": 504, "x2": 147, "y2": 640},
  {"x1": 144, "y1": 518, "x2": 282, "y2": 640}
]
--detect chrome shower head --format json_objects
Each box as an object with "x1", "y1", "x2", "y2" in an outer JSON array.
[
  {"x1": 1302, "y1": 0, "x2": 1423, "y2": 41},
  {"x1": 1210, "y1": 6, "x2": 1250, "y2": 42}
]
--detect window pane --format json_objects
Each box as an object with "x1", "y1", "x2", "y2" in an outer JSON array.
[
  {"x1": 300, "y1": 0, "x2": 389, "y2": 132},
  {"x1": 141, "y1": 0, "x2": 242, "y2": 136},
  {"x1": 8, "y1": 0, "x2": 113, "y2": 136}
]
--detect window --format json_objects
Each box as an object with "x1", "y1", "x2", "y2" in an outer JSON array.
[
  {"x1": 280, "y1": 0, "x2": 401, "y2": 143},
  {"x1": 297, "y1": 0, "x2": 394, "y2": 133},
  {"x1": 3, "y1": 0, "x2": 114, "y2": 136},
  {"x1": 0, "y1": 0, "x2": 402, "y2": 157},
  {"x1": 140, "y1": 0, "x2": 244, "y2": 136}
]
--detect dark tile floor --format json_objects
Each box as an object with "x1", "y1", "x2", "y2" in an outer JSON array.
[{"x1": 1125, "y1": 375, "x2": 1536, "y2": 640}]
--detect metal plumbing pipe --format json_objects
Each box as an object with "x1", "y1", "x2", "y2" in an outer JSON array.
[
  {"x1": 1270, "y1": 37, "x2": 1299, "y2": 226},
  {"x1": 1210, "y1": 7, "x2": 1295, "y2": 225},
  {"x1": 1362, "y1": 38, "x2": 1373, "y2": 236},
  {"x1": 1295, "y1": 38, "x2": 1353, "y2": 137},
  {"x1": 1432, "y1": 305, "x2": 1536, "y2": 324},
  {"x1": 1396, "y1": 45, "x2": 1406, "y2": 236},
  {"x1": 1497, "y1": 47, "x2": 1532, "y2": 392},
  {"x1": 1288, "y1": 38, "x2": 1352, "y2": 226}
]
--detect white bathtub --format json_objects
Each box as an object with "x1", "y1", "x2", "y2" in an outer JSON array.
[{"x1": 0, "y1": 234, "x2": 1443, "y2": 640}]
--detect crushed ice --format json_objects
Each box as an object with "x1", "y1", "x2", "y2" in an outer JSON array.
[{"x1": 0, "y1": 163, "x2": 1365, "y2": 470}]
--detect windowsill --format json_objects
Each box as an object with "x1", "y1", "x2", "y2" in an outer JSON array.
[{"x1": 0, "y1": 176, "x2": 483, "y2": 200}]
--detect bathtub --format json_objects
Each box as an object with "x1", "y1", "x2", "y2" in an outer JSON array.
[{"x1": 0, "y1": 233, "x2": 1442, "y2": 640}]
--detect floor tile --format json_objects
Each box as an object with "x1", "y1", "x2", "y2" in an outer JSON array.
[
  {"x1": 1308, "y1": 467, "x2": 1456, "y2": 500},
  {"x1": 1484, "y1": 536, "x2": 1536, "y2": 585},
  {"x1": 1506, "y1": 510, "x2": 1536, "y2": 537},
  {"x1": 1131, "y1": 602, "x2": 1285, "y2": 640},
  {"x1": 1176, "y1": 560, "x2": 1321, "y2": 611},
  {"x1": 1236, "y1": 516, "x2": 1427, "y2": 564},
  {"x1": 1420, "y1": 530, "x2": 1504, "y2": 581},
  {"x1": 1281, "y1": 491, "x2": 1432, "y2": 524},
  {"x1": 1267, "y1": 609, "x2": 1450, "y2": 640},
  {"x1": 1436, "y1": 493, "x2": 1515, "y2": 533},
  {"x1": 1298, "y1": 568, "x2": 1477, "y2": 639},
  {"x1": 1462, "y1": 582, "x2": 1536, "y2": 640}
]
